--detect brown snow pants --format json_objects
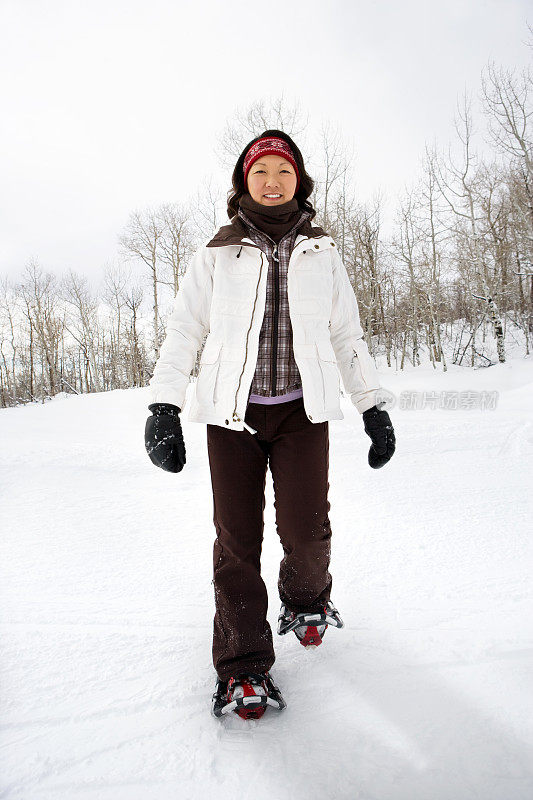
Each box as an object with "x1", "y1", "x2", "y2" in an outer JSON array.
[{"x1": 206, "y1": 396, "x2": 333, "y2": 681}]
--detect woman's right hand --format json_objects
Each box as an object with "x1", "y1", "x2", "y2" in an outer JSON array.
[{"x1": 145, "y1": 403, "x2": 186, "y2": 473}]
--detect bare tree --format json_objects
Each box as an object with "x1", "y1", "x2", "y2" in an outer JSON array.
[
  {"x1": 19, "y1": 260, "x2": 65, "y2": 398},
  {"x1": 123, "y1": 282, "x2": 145, "y2": 387},
  {"x1": 350, "y1": 195, "x2": 385, "y2": 340},
  {"x1": 0, "y1": 276, "x2": 19, "y2": 406},
  {"x1": 156, "y1": 202, "x2": 196, "y2": 294},
  {"x1": 190, "y1": 176, "x2": 226, "y2": 236},
  {"x1": 433, "y1": 93, "x2": 506, "y2": 362},
  {"x1": 312, "y1": 121, "x2": 354, "y2": 234},
  {"x1": 61, "y1": 270, "x2": 102, "y2": 393},
  {"x1": 390, "y1": 187, "x2": 424, "y2": 368},
  {"x1": 119, "y1": 208, "x2": 165, "y2": 357},
  {"x1": 482, "y1": 58, "x2": 533, "y2": 336},
  {"x1": 101, "y1": 261, "x2": 130, "y2": 390},
  {"x1": 481, "y1": 61, "x2": 532, "y2": 180},
  {"x1": 418, "y1": 145, "x2": 452, "y2": 369}
]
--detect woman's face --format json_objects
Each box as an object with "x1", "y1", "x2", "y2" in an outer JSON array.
[{"x1": 246, "y1": 153, "x2": 298, "y2": 205}]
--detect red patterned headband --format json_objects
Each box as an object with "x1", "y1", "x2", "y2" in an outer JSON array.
[{"x1": 243, "y1": 136, "x2": 300, "y2": 192}]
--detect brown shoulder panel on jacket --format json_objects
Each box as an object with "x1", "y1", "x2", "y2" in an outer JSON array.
[{"x1": 206, "y1": 214, "x2": 330, "y2": 248}]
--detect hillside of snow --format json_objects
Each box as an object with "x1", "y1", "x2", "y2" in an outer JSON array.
[{"x1": 1, "y1": 356, "x2": 532, "y2": 800}]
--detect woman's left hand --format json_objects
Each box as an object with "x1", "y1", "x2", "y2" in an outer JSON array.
[{"x1": 362, "y1": 405, "x2": 396, "y2": 469}]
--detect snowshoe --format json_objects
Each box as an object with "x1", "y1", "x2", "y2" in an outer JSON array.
[
  {"x1": 211, "y1": 671, "x2": 287, "y2": 720},
  {"x1": 277, "y1": 600, "x2": 344, "y2": 649}
]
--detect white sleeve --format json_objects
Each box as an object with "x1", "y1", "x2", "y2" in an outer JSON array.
[
  {"x1": 329, "y1": 245, "x2": 381, "y2": 414},
  {"x1": 148, "y1": 243, "x2": 215, "y2": 410}
]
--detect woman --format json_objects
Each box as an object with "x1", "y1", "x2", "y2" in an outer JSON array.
[{"x1": 144, "y1": 130, "x2": 396, "y2": 720}]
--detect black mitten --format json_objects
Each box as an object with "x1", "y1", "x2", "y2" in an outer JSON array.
[
  {"x1": 145, "y1": 403, "x2": 186, "y2": 473},
  {"x1": 362, "y1": 405, "x2": 396, "y2": 469}
]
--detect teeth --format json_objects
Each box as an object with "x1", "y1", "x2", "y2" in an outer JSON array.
[{"x1": 265, "y1": 194, "x2": 281, "y2": 198}]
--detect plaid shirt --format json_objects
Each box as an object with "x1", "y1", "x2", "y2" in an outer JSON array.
[{"x1": 238, "y1": 207, "x2": 312, "y2": 398}]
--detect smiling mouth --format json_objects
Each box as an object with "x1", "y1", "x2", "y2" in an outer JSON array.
[{"x1": 264, "y1": 194, "x2": 282, "y2": 199}]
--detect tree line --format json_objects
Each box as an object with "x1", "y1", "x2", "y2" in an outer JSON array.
[{"x1": 1, "y1": 56, "x2": 531, "y2": 408}]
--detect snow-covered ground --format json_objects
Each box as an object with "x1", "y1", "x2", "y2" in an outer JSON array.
[{"x1": 1, "y1": 357, "x2": 532, "y2": 800}]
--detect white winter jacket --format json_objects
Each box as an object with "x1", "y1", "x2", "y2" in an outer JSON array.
[{"x1": 148, "y1": 222, "x2": 381, "y2": 432}]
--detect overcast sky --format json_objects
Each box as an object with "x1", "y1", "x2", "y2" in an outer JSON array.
[{"x1": 0, "y1": 0, "x2": 531, "y2": 283}]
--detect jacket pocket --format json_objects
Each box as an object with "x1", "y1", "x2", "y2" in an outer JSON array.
[
  {"x1": 316, "y1": 338, "x2": 337, "y2": 363},
  {"x1": 197, "y1": 338, "x2": 222, "y2": 407},
  {"x1": 200, "y1": 337, "x2": 223, "y2": 364},
  {"x1": 315, "y1": 338, "x2": 340, "y2": 410}
]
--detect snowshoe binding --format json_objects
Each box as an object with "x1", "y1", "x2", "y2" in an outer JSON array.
[
  {"x1": 211, "y1": 671, "x2": 287, "y2": 720},
  {"x1": 277, "y1": 600, "x2": 344, "y2": 649}
]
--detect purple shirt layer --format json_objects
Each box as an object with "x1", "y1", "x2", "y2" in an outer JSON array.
[{"x1": 248, "y1": 388, "x2": 304, "y2": 405}]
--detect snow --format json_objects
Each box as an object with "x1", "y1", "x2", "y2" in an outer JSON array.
[{"x1": 1, "y1": 357, "x2": 532, "y2": 799}]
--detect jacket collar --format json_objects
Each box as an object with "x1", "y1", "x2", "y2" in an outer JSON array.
[{"x1": 206, "y1": 214, "x2": 330, "y2": 249}]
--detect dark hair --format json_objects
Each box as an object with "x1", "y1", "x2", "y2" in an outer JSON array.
[{"x1": 227, "y1": 129, "x2": 316, "y2": 221}]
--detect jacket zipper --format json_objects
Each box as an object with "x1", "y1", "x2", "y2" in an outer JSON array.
[
  {"x1": 231, "y1": 236, "x2": 314, "y2": 424},
  {"x1": 271, "y1": 244, "x2": 279, "y2": 395},
  {"x1": 232, "y1": 251, "x2": 265, "y2": 422}
]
